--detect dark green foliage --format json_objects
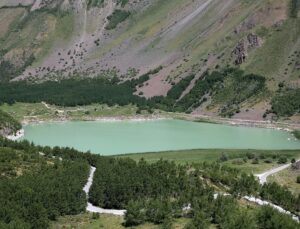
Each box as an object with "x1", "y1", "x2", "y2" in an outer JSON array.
[
  {"x1": 167, "y1": 75, "x2": 195, "y2": 100},
  {"x1": 297, "y1": 176, "x2": 300, "y2": 184},
  {"x1": 214, "y1": 69, "x2": 266, "y2": 117},
  {"x1": 124, "y1": 200, "x2": 146, "y2": 226},
  {"x1": 177, "y1": 71, "x2": 224, "y2": 113},
  {"x1": 278, "y1": 156, "x2": 288, "y2": 164},
  {"x1": 231, "y1": 173, "x2": 259, "y2": 196},
  {"x1": 0, "y1": 110, "x2": 22, "y2": 135},
  {"x1": 289, "y1": 0, "x2": 300, "y2": 18},
  {"x1": 260, "y1": 182, "x2": 300, "y2": 213},
  {"x1": 0, "y1": 157, "x2": 89, "y2": 228},
  {"x1": 89, "y1": 158, "x2": 201, "y2": 209},
  {"x1": 87, "y1": 0, "x2": 104, "y2": 8},
  {"x1": 0, "y1": 78, "x2": 145, "y2": 107},
  {"x1": 106, "y1": 10, "x2": 130, "y2": 30},
  {"x1": 271, "y1": 89, "x2": 300, "y2": 117},
  {"x1": 257, "y1": 206, "x2": 300, "y2": 229},
  {"x1": 184, "y1": 211, "x2": 209, "y2": 229},
  {"x1": 212, "y1": 196, "x2": 256, "y2": 229},
  {"x1": 0, "y1": 138, "x2": 299, "y2": 228},
  {"x1": 293, "y1": 130, "x2": 300, "y2": 140}
]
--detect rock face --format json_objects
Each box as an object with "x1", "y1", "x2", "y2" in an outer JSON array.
[{"x1": 232, "y1": 33, "x2": 260, "y2": 65}]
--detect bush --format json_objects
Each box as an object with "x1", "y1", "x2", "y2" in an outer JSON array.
[
  {"x1": 264, "y1": 159, "x2": 272, "y2": 164},
  {"x1": 219, "y1": 152, "x2": 229, "y2": 162},
  {"x1": 291, "y1": 158, "x2": 296, "y2": 163},
  {"x1": 278, "y1": 156, "x2": 288, "y2": 164},
  {"x1": 252, "y1": 158, "x2": 259, "y2": 164},
  {"x1": 297, "y1": 176, "x2": 300, "y2": 184},
  {"x1": 106, "y1": 10, "x2": 130, "y2": 30}
]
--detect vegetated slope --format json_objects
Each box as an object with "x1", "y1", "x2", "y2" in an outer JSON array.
[
  {"x1": 1, "y1": 138, "x2": 300, "y2": 228},
  {"x1": 0, "y1": 0, "x2": 299, "y2": 119},
  {"x1": 0, "y1": 110, "x2": 21, "y2": 136}
]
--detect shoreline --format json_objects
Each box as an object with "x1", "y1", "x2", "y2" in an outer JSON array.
[
  {"x1": 6, "y1": 129, "x2": 25, "y2": 141},
  {"x1": 12, "y1": 111, "x2": 300, "y2": 141},
  {"x1": 21, "y1": 114, "x2": 168, "y2": 126}
]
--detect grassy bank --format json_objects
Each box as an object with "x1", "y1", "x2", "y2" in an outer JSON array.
[{"x1": 118, "y1": 149, "x2": 300, "y2": 173}]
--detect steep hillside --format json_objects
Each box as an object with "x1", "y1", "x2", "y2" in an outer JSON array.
[
  {"x1": 0, "y1": 0, "x2": 299, "y2": 120},
  {"x1": 0, "y1": 110, "x2": 21, "y2": 136}
]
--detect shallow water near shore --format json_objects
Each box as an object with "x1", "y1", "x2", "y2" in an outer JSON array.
[{"x1": 20, "y1": 119, "x2": 300, "y2": 155}]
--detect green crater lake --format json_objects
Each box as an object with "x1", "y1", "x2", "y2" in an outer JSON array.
[{"x1": 21, "y1": 119, "x2": 300, "y2": 155}]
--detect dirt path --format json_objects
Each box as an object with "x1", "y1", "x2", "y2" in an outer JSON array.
[
  {"x1": 42, "y1": 102, "x2": 64, "y2": 113},
  {"x1": 83, "y1": 166, "x2": 126, "y2": 216},
  {"x1": 256, "y1": 159, "x2": 300, "y2": 184}
]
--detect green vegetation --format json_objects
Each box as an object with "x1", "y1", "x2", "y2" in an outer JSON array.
[
  {"x1": 268, "y1": 168, "x2": 300, "y2": 195},
  {"x1": 271, "y1": 89, "x2": 300, "y2": 117},
  {"x1": 290, "y1": 0, "x2": 300, "y2": 18},
  {"x1": 294, "y1": 130, "x2": 300, "y2": 140},
  {"x1": 245, "y1": 19, "x2": 300, "y2": 81},
  {"x1": 119, "y1": 149, "x2": 300, "y2": 173},
  {"x1": 51, "y1": 213, "x2": 190, "y2": 229},
  {"x1": 0, "y1": 78, "x2": 145, "y2": 107},
  {"x1": 106, "y1": 10, "x2": 131, "y2": 30},
  {"x1": 87, "y1": 0, "x2": 104, "y2": 8},
  {"x1": 0, "y1": 137, "x2": 299, "y2": 228},
  {"x1": 0, "y1": 140, "x2": 90, "y2": 228},
  {"x1": 0, "y1": 109, "x2": 21, "y2": 135},
  {"x1": 210, "y1": 69, "x2": 266, "y2": 117},
  {"x1": 0, "y1": 67, "x2": 274, "y2": 118}
]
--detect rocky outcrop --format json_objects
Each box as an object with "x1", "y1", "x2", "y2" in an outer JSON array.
[
  {"x1": 247, "y1": 33, "x2": 260, "y2": 48},
  {"x1": 232, "y1": 33, "x2": 260, "y2": 65},
  {"x1": 232, "y1": 40, "x2": 246, "y2": 65}
]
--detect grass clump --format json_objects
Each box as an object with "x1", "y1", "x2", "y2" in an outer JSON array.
[{"x1": 106, "y1": 9, "x2": 130, "y2": 30}]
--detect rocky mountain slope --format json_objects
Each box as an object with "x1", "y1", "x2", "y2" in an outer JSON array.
[{"x1": 0, "y1": 0, "x2": 299, "y2": 120}]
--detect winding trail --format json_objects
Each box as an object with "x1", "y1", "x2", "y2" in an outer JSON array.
[
  {"x1": 256, "y1": 159, "x2": 300, "y2": 184},
  {"x1": 83, "y1": 166, "x2": 126, "y2": 216}
]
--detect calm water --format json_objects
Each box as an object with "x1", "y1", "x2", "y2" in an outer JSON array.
[{"x1": 20, "y1": 119, "x2": 300, "y2": 155}]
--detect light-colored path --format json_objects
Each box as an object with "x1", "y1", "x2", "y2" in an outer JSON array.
[
  {"x1": 244, "y1": 196, "x2": 299, "y2": 222},
  {"x1": 83, "y1": 166, "x2": 126, "y2": 216},
  {"x1": 256, "y1": 160, "x2": 300, "y2": 184}
]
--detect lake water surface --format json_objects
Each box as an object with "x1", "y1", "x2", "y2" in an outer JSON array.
[{"x1": 21, "y1": 119, "x2": 300, "y2": 155}]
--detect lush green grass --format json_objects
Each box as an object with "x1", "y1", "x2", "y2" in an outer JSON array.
[
  {"x1": 0, "y1": 103, "x2": 139, "y2": 122},
  {"x1": 268, "y1": 167, "x2": 300, "y2": 195},
  {"x1": 118, "y1": 149, "x2": 300, "y2": 173}
]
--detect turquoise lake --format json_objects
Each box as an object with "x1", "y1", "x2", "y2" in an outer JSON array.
[{"x1": 20, "y1": 119, "x2": 300, "y2": 155}]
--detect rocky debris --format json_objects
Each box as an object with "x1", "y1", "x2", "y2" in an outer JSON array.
[
  {"x1": 232, "y1": 33, "x2": 260, "y2": 65},
  {"x1": 292, "y1": 161, "x2": 300, "y2": 170},
  {"x1": 232, "y1": 40, "x2": 246, "y2": 65},
  {"x1": 247, "y1": 33, "x2": 260, "y2": 48}
]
